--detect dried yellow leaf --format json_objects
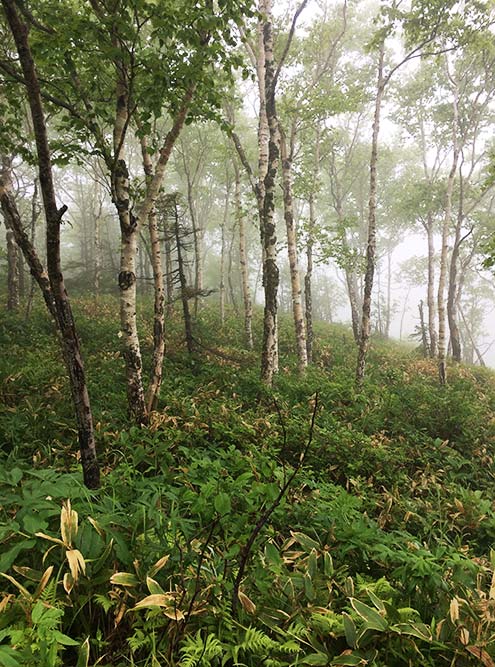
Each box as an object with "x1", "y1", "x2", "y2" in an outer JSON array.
[
  {"x1": 61, "y1": 499, "x2": 78, "y2": 547},
  {"x1": 238, "y1": 591, "x2": 256, "y2": 615},
  {"x1": 0, "y1": 594, "x2": 13, "y2": 613},
  {"x1": 132, "y1": 594, "x2": 175, "y2": 610},
  {"x1": 459, "y1": 627, "x2": 470, "y2": 646},
  {"x1": 34, "y1": 566, "x2": 54, "y2": 599},
  {"x1": 63, "y1": 572, "x2": 74, "y2": 594},
  {"x1": 449, "y1": 597, "x2": 460, "y2": 623},
  {"x1": 66, "y1": 549, "x2": 86, "y2": 581},
  {"x1": 148, "y1": 555, "x2": 170, "y2": 577}
]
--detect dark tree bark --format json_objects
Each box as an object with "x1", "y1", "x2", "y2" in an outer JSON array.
[
  {"x1": 2, "y1": 0, "x2": 100, "y2": 488},
  {"x1": 172, "y1": 198, "x2": 194, "y2": 354}
]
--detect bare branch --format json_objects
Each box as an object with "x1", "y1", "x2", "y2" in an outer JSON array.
[{"x1": 272, "y1": 0, "x2": 308, "y2": 90}]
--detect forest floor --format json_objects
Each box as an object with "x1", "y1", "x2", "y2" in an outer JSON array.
[{"x1": 1, "y1": 296, "x2": 495, "y2": 666}]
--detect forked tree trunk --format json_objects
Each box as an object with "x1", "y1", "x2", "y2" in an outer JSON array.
[
  {"x1": 2, "y1": 1, "x2": 100, "y2": 488},
  {"x1": 356, "y1": 43, "x2": 385, "y2": 388},
  {"x1": 260, "y1": 0, "x2": 279, "y2": 386},
  {"x1": 111, "y1": 61, "x2": 147, "y2": 423},
  {"x1": 234, "y1": 160, "x2": 254, "y2": 350},
  {"x1": 280, "y1": 125, "x2": 307, "y2": 373}
]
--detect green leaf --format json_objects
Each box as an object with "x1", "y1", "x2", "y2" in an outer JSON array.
[
  {"x1": 391, "y1": 622, "x2": 432, "y2": 641},
  {"x1": 0, "y1": 647, "x2": 22, "y2": 667},
  {"x1": 110, "y1": 572, "x2": 139, "y2": 587},
  {"x1": 214, "y1": 492, "x2": 231, "y2": 515},
  {"x1": 0, "y1": 540, "x2": 36, "y2": 572},
  {"x1": 31, "y1": 600, "x2": 45, "y2": 625},
  {"x1": 350, "y1": 599, "x2": 388, "y2": 631},
  {"x1": 343, "y1": 612, "x2": 357, "y2": 648},
  {"x1": 302, "y1": 652, "x2": 330, "y2": 665},
  {"x1": 53, "y1": 631, "x2": 80, "y2": 646},
  {"x1": 146, "y1": 576, "x2": 165, "y2": 595},
  {"x1": 323, "y1": 551, "x2": 334, "y2": 576},
  {"x1": 366, "y1": 589, "x2": 386, "y2": 613},
  {"x1": 331, "y1": 654, "x2": 365, "y2": 666},
  {"x1": 291, "y1": 532, "x2": 320, "y2": 551},
  {"x1": 265, "y1": 542, "x2": 282, "y2": 565}
]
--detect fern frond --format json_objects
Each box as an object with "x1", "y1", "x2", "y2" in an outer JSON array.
[{"x1": 180, "y1": 630, "x2": 223, "y2": 667}]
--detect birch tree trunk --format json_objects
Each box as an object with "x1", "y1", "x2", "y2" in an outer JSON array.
[
  {"x1": 234, "y1": 160, "x2": 253, "y2": 350},
  {"x1": 260, "y1": 0, "x2": 279, "y2": 386},
  {"x1": 139, "y1": 135, "x2": 166, "y2": 413},
  {"x1": 112, "y1": 66, "x2": 147, "y2": 423},
  {"x1": 424, "y1": 215, "x2": 437, "y2": 357},
  {"x1": 6, "y1": 229, "x2": 20, "y2": 310},
  {"x1": 220, "y1": 203, "x2": 226, "y2": 325},
  {"x1": 280, "y1": 124, "x2": 307, "y2": 373},
  {"x1": 447, "y1": 168, "x2": 463, "y2": 363},
  {"x1": 305, "y1": 191, "x2": 315, "y2": 362},
  {"x1": 2, "y1": 0, "x2": 100, "y2": 488},
  {"x1": 219, "y1": 180, "x2": 231, "y2": 325},
  {"x1": 164, "y1": 226, "x2": 174, "y2": 317},
  {"x1": 384, "y1": 250, "x2": 392, "y2": 339},
  {"x1": 418, "y1": 300, "x2": 429, "y2": 357},
  {"x1": 305, "y1": 126, "x2": 321, "y2": 363},
  {"x1": 356, "y1": 43, "x2": 385, "y2": 388},
  {"x1": 438, "y1": 67, "x2": 460, "y2": 385},
  {"x1": 94, "y1": 209, "x2": 102, "y2": 299}
]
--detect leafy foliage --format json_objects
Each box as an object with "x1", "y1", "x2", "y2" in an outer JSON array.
[{"x1": 1, "y1": 301, "x2": 495, "y2": 664}]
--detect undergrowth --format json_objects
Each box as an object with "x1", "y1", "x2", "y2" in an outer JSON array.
[{"x1": 1, "y1": 297, "x2": 495, "y2": 665}]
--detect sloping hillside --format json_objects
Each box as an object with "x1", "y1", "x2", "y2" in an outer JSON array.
[{"x1": 1, "y1": 301, "x2": 495, "y2": 666}]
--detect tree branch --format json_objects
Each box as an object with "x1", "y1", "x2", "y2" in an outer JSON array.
[{"x1": 272, "y1": 0, "x2": 308, "y2": 90}]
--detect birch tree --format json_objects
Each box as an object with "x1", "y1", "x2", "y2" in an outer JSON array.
[
  {"x1": 0, "y1": 0, "x2": 253, "y2": 420},
  {"x1": 0, "y1": 0, "x2": 100, "y2": 489}
]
